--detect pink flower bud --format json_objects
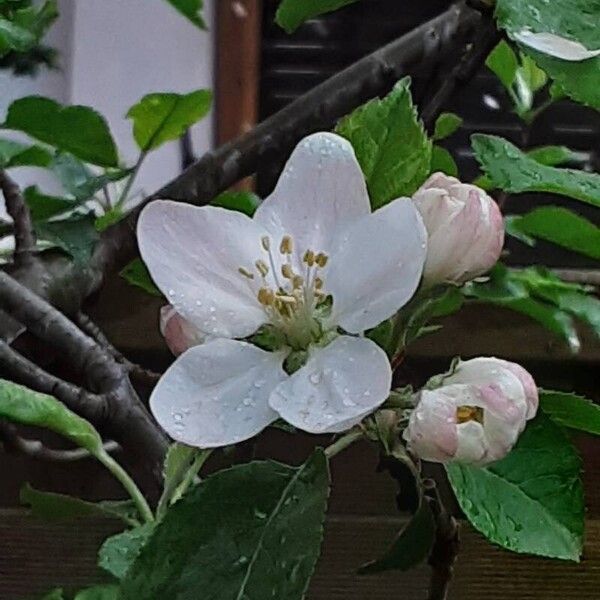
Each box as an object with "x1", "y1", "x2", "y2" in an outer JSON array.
[
  {"x1": 160, "y1": 305, "x2": 206, "y2": 356},
  {"x1": 403, "y1": 357, "x2": 538, "y2": 466},
  {"x1": 413, "y1": 172, "x2": 504, "y2": 285}
]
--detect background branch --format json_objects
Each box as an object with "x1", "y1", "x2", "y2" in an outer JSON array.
[
  {"x1": 0, "y1": 169, "x2": 36, "y2": 265},
  {"x1": 0, "y1": 272, "x2": 168, "y2": 483},
  {"x1": 425, "y1": 478, "x2": 461, "y2": 600},
  {"x1": 0, "y1": 421, "x2": 119, "y2": 462}
]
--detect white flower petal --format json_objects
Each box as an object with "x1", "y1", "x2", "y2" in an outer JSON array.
[
  {"x1": 444, "y1": 357, "x2": 528, "y2": 416},
  {"x1": 150, "y1": 339, "x2": 287, "y2": 448},
  {"x1": 513, "y1": 30, "x2": 600, "y2": 62},
  {"x1": 455, "y1": 421, "x2": 487, "y2": 464},
  {"x1": 326, "y1": 198, "x2": 427, "y2": 333},
  {"x1": 269, "y1": 336, "x2": 391, "y2": 433},
  {"x1": 138, "y1": 200, "x2": 268, "y2": 338},
  {"x1": 253, "y1": 132, "x2": 370, "y2": 263}
]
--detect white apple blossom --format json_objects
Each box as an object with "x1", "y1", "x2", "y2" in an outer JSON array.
[
  {"x1": 139, "y1": 132, "x2": 428, "y2": 447},
  {"x1": 403, "y1": 357, "x2": 538, "y2": 466},
  {"x1": 413, "y1": 173, "x2": 504, "y2": 285},
  {"x1": 513, "y1": 30, "x2": 600, "y2": 62}
]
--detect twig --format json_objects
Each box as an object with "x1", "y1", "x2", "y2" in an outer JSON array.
[
  {"x1": 0, "y1": 340, "x2": 107, "y2": 424},
  {"x1": 0, "y1": 272, "x2": 168, "y2": 481},
  {"x1": 75, "y1": 312, "x2": 162, "y2": 387},
  {"x1": 0, "y1": 170, "x2": 36, "y2": 264},
  {"x1": 421, "y1": 13, "x2": 501, "y2": 130},
  {"x1": 0, "y1": 421, "x2": 119, "y2": 462},
  {"x1": 424, "y1": 478, "x2": 461, "y2": 600}
]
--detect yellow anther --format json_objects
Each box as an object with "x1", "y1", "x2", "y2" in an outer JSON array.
[
  {"x1": 456, "y1": 405, "x2": 484, "y2": 424},
  {"x1": 315, "y1": 253, "x2": 329, "y2": 268},
  {"x1": 281, "y1": 264, "x2": 294, "y2": 279},
  {"x1": 257, "y1": 287, "x2": 275, "y2": 306},
  {"x1": 276, "y1": 294, "x2": 297, "y2": 305},
  {"x1": 292, "y1": 275, "x2": 304, "y2": 289},
  {"x1": 279, "y1": 235, "x2": 293, "y2": 255},
  {"x1": 261, "y1": 236, "x2": 271, "y2": 251},
  {"x1": 255, "y1": 259, "x2": 269, "y2": 277},
  {"x1": 238, "y1": 267, "x2": 254, "y2": 279},
  {"x1": 303, "y1": 250, "x2": 315, "y2": 266},
  {"x1": 314, "y1": 277, "x2": 323, "y2": 290}
]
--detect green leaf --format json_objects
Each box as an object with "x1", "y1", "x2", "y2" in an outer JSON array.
[
  {"x1": 121, "y1": 451, "x2": 330, "y2": 599},
  {"x1": 20, "y1": 484, "x2": 139, "y2": 526},
  {"x1": 127, "y1": 89, "x2": 212, "y2": 152},
  {"x1": 533, "y1": 54, "x2": 600, "y2": 109},
  {"x1": 3, "y1": 96, "x2": 118, "y2": 167},
  {"x1": 95, "y1": 207, "x2": 124, "y2": 232},
  {"x1": 0, "y1": 379, "x2": 103, "y2": 453},
  {"x1": 447, "y1": 412, "x2": 584, "y2": 561},
  {"x1": 508, "y1": 207, "x2": 600, "y2": 260},
  {"x1": 119, "y1": 258, "x2": 162, "y2": 297},
  {"x1": 35, "y1": 212, "x2": 100, "y2": 263},
  {"x1": 275, "y1": 0, "x2": 360, "y2": 33},
  {"x1": 0, "y1": 16, "x2": 36, "y2": 56},
  {"x1": 358, "y1": 499, "x2": 435, "y2": 574},
  {"x1": 50, "y1": 153, "x2": 130, "y2": 201},
  {"x1": 504, "y1": 214, "x2": 536, "y2": 246},
  {"x1": 495, "y1": 0, "x2": 598, "y2": 51},
  {"x1": 430, "y1": 145, "x2": 458, "y2": 177},
  {"x1": 336, "y1": 78, "x2": 432, "y2": 209},
  {"x1": 472, "y1": 134, "x2": 600, "y2": 208},
  {"x1": 0, "y1": 137, "x2": 52, "y2": 168},
  {"x1": 74, "y1": 584, "x2": 120, "y2": 600},
  {"x1": 494, "y1": 0, "x2": 600, "y2": 109},
  {"x1": 527, "y1": 145, "x2": 585, "y2": 167},
  {"x1": 433, "y1": 112, "x2": 462, "y2": 141},
  {"x1": 211, "y1": 190, "x2": 260, "y2": 216},
  {"x1": 486, "y1": 40, "x2": 518, "y2": 89},
  {"x1": 540, "y1": 389, "x2": 600, "y2": 435},
  {"x1": 98, "y1": 524, "x2": 155, "y2": 581},
  {"x1": 464, "y1": 265, "x2": 582, "y2": 352},
  {"x1": 24, "y1": 186, "x2": 75, "y2": 221},
  {"x1": 10, "y1": 0, "x2": 59, "y2": 40},
  {"x1": 165, "y1": 0, "x2": 206, "y2": 29}
]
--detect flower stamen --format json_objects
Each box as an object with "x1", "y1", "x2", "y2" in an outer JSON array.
[{"x1": 456, "y1": 405, "x2": 484, "y2": 424}]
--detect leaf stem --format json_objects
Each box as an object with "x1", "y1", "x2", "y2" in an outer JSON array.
[
  {"x1": 115, "y1": 151, "x2": 147, "y2": 210},
  {"x1": 324, "y1": 429, "x2": 364, "y2": 459},
  {"x1": 97, "y1": 450, "x2": 154, "y2": 524},
  {"x1": 169, "y1": 449, "x2": 213, "y2": 507}
]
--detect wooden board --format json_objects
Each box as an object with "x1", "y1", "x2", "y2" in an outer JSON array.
[{"x1": 1, "y1": 510, "x2": 599, "y2": 599}]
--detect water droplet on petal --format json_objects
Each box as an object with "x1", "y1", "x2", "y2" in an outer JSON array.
[{"x1": 309, "y1": 371, "x2": 322, "y2": 384}]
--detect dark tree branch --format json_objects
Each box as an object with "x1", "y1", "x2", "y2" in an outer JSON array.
[
  {"x1": 0, "y1": 169, "x2": 36, "y2": 264},
  {"x1": 0, "y1": 421, "x2": 119, "y2": 462},
  {"x1": 75, "y1": 312, "x2": 161, "y2": 388},
  {"x1": 0, "y1": 340, "x2": 107, "y2": 424},
  {"x1": 421, "y1": 14, "x2": 501, "y2": 130},
  {"x1": 425, "y1": 478, "x2": 461, "y2": 600},
  {"x1": 0, "y1": 272, "x2": 168, "y2": 482}
]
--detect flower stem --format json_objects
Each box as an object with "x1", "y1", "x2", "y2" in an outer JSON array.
[
  {"x1": 324, "y1": 429, "x2": 364, "y2": 459},
  {"x1": 97, "y1": 450, "x2": 154, "y2": 524}
]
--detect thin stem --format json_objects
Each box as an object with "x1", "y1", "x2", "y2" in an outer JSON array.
[
  {"x1": 324, "y1": 429, "x2": 364, "y2": 459},
  {"x1": 169, "y1": 449, "x2": 213, "y2": 507},
  {"x1": 115, "y1": 151, "x2": 147, "y2": 210},
  {"x1": 97, "y1": 450, "x2": 154, "y2": 523}
]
